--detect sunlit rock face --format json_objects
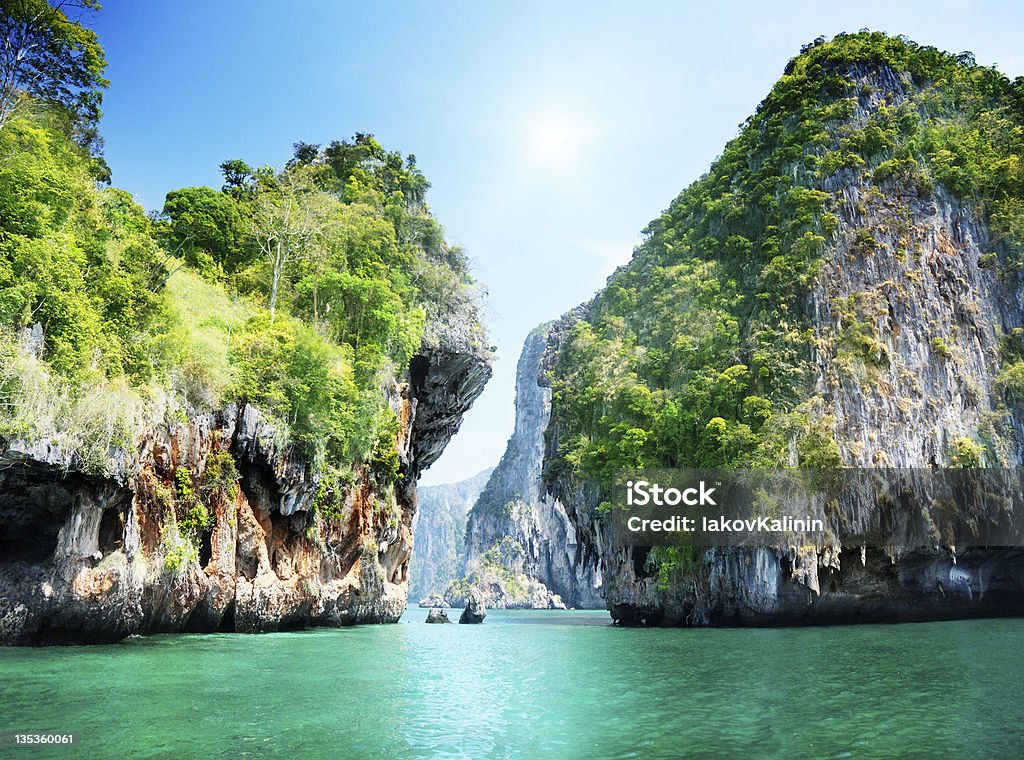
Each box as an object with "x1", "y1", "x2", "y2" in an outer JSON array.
[
  {"x1": 543, "y1": 53, "x2": 1024, "y2": 626},
  {"x1": 0, "y1": 332, "x2": 491, "y2": 645},
  {"x1": 457, "y1": 324, "x2": 603, "y2": 610}
]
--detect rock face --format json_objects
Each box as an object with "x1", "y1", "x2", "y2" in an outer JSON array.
[
  {"x1": 458, "y1": 589, "x2": 486, "y2": 623},
  {"x1": 542, "y1": 40, "x2": 1024, "y2": 626},
  {"x1": 425, "y1": 608, "x2": 451, "y2": 623},
  {"x1": 410, "y1": 468, "x2": 492, "y2": 605},
  {"x1": 0, "y1": 334, "x2": 490, "y2": 644},
  {"x1": 456, "y1": 325, "x2": 602, "y2": 610}
]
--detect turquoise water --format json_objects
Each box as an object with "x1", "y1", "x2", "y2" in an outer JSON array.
[{"x1": 1, "y1": 610, "x2": 1022, "y2": 758}]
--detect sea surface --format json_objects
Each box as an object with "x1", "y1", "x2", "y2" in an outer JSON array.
[{"x1": 0, "y1": 610, "x2": 1022, "y2": 758}]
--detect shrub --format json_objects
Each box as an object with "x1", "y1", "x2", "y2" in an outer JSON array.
[
  {"x1": 201, "y1": 449, "x2": 240, "y2": 498},
  {"x1": 161, "y1": 523, "x2": 198, "y2": 574},
  {"x1": 949, "y1": 436, "x2": 984, "y2": 467},
  {"x1": 931, "y1": 337, "x2": 951, "y2": 359}
]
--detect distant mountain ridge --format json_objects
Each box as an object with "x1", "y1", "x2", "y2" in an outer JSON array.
[{"x1": 410, "y1": 468, "x2": 492, "y2": 602}]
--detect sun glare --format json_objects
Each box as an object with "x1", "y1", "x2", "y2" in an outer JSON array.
[{"x1": 524, "y1": 111, "x2": 588, "y2": 168}]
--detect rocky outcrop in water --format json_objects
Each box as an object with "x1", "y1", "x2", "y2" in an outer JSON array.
[
  {"x1": 542, "y1": 36, "x2": 1024, "y2": 626},
  {"x1": 425, "y1": 608, "x2": 451, "y2": 623},
  {"x1": 0, "y1": 331, "x2": 490, "y2": 644},
  {"x1": 458, "y1": 589, "x2": 486, "y2": 623},
  {"x1": 410, "y1": 468, "x2": 491, "y2": 604},
  {"x1": 454, "y1": 324, "x2": 602, "y2": 609}
]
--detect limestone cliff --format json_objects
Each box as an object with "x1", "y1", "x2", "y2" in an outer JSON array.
[
  {"x1": 543, "y1": 34, "x2": 1024, "y2": 626},
  {"x1": 0, "y1": 330, "x2": 490, "y2": 644},
  {"x1": 409, "y1": 467, "x2": 491, "y2": 602},
  {"x1": 454, "y1": 324, "x2": 602, "y2": 609}
]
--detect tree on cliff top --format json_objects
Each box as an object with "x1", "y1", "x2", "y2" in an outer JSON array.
[
  {"x1": 0, "y1": 0, "x2": 107, "y2": 144},
  {"x1": 249, "y1": 167, "x2": 342, "y2": 322}
]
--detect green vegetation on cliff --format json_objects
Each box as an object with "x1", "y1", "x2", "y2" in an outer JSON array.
[
  {"x1": 0, "y1": 2, "x2": 484, "y2": 500},
  {"x1": 547, "y1": 32, "x2": 1024, "y2": 491}
]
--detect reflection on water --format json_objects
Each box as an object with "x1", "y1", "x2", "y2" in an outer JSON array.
[{"x1": 1, "y1": 610, "x2": 1022, "y2": 758}]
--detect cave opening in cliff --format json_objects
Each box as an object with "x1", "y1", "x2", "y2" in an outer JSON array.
[
  {"x1": 97, "y1": 508, "x2": 123, "y2": 554},
  {"x1": 780, "y1": 553, "x2": 792, "y2": 581},
  {"x1": 218, "y1": 601, "x2": 236, "y2": 633},
  {"x1": 0, "y1": 521, "x2": 61, "y2": 564},
  {"x1": 409, "y1": 355, "x2": 430, "y2": 395},
  {"x1": 198, "y1": 527, "x2": 213, "y2": 567},
  {"x1": 277, "y1": 616, "x2": 310, "y2": 632},
  {"x1": 632, "y1": 546, "x2": 651, "y2": 578},
  {"x1": 0, "y1": 466, "x2": 86, "y2": 564}
]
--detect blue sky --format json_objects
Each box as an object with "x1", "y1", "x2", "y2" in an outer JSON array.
[{"x1": 93, "y1": 1, "x2": 1024, "y2": 485}]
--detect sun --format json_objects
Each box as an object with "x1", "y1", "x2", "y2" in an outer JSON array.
[{"x1": 523, "y1": 110, "x2": 588, "y2": 168}]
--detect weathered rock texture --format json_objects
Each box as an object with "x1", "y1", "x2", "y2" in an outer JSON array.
[
  {"x1": 425, "y1": 608, "x2": 451, "y2": 624},
  {"x1": 409, "y1": 467, "x2": 491, "y2": 603},
  {"x1": 543, "y1": 57, "x2": 1024, "y2": 626},
  {"x1": 458, "y1": 588, "x2": 486, "y2": 624},
  {"x1": 0, "y1": 335, "x2": 490, "y2": 644},
  {"x1": 456, "y1": 324, "x2": 602, "y2": 609}
]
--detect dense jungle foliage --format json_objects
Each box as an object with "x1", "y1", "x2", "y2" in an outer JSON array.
[
  {"x1": 0, "y1": 1, "x2": 483, "y2": 503},
  {"x1": 546, "y1": 31, "x2": 1024, "y2": 492}
]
